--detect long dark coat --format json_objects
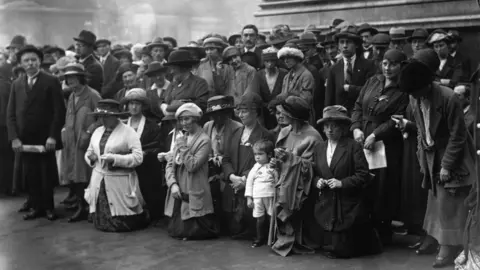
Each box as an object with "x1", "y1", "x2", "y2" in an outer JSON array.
[
  {"x1": 351, "y1": 75, "x2": 409, "y2": 221},
  {"x1": 222, "y1": 122, "x2": 273, "y2": 237},
  {"x1": 163, "y1": 74, "x2": 209, "y2": 112},
  {"x1": 100, "y1": 54, "x2": 120, "y2": 98},
  {"x1": 324, "y1": 56, "x2": 376, "y2": 113},
  {"x1": 312, "y1": 138, "x2": 381, "y2": 257},
  {"x1": 0, "y1": 78, "x2": 13, "y2": 194},
  {"x1": 435, "y1": 55, "x2": 463, "y2": 88},
  {"x1": 80, "y1": 54, "x2": 104, "y2": 93}
]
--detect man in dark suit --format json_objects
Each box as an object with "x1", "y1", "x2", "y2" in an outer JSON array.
[
  {"x1": 454, "y1": 84, "x2": 475, "y2": 136},
  {"x1": 242, "y1": 24, "x2": 263, "y2": 69},
  {"x1": 96, "y1": 39, "x2": 120, "y2": 98},
  {"x1": 74, "y1": 30, "x2": 103, "y2": 92},
  {"x1": 357, "y1": 23, "x2": 378, "y2": 60},
  {"x1": 6, "y1": 45, "x2": 66, "y2": 220},
  {"x1": 324, "y1": 25, "x2": 376, "y2": 113},
  {"x1": 448, "y1": 30, "x2": 471, "y2": 83}
]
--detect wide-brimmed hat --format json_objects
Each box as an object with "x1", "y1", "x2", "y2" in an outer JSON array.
[
  {"x1": 297, "y1": 32, "x2": 317, "y2": 46},
  {"x1": 89, "y1": 99, "x2": 129, "y2": 117},
  {"x1": 203, "y1": 37, "x2": 228, "y2": 50},
  {"x1": 73, "y1": 30, "x2": 97, "y2": 47},
  {"x1": 7, "y1": 35, "x2": 26, "y2": 50},
  {"x1": 50, "y1": 55, "x2": 76, "y2": 73},
  {"x1": 177, "y1": 46, "x2": 206, "y2": 60},
  {"x1": 447, "y1": 30, "x2": 462, "y2": 42},
  {"x1": 16, "y1": 44, "x2": 44, "y2": 62},
  {"x1": 389, "y1": 27, "x2": 407, "y2": 41},
  {"x1": 334, "y1": 25, "x2": 362, "y2": 43},
  {"x1": 427, "y1": 29, "x2": 451, "y2": 45},
  {"x1": 222, "y1": 46, "x2": 241, "y2": 63},
  {"x1": 144, "y1": 61, "x2": 167, "y2": 77},
  {"x1": 175, "y1": 102, "x2": 203, "y2": 119},
  {"x1": 228, "y1": 33, "x2": 241, "y2": 46},
  {"x1": 95, "y1": 39, "x2": 111, "y2": 47},
  {"x1": 316, "y1": 105, "x2": 351, "y2": 125},
  {"x1": 399, "y1": 48, "x2": 438, "y2": 93},
  {"x1": 121, "y1": 88, "x2": 149, "y2": 106},
  {"x1": 206, "y1": 95, "x2": 235, "y2": 114},
  {"x1": 407, "y1": 28, "x2": 429, "y2": 42},
  {"x1": 277, "y1": 96, "x2": 310, "y2": 122},
  {"x1": 147, "y1": 37, "x2": 169, "y2": 50},
  {"x1": 164, "y1": 49, "x2": 199, "y2": 67},
  {"x1": 357, "y1": 23, "x2": 378, "y2": 36},
  {"x1": 44, "y1": 45, "x2": 65, "y2": 56},
  {"x1": 267, "y1": 33, "x2": 295, "y2": 46},
  {"x1": 372, "y1": 33, "x2": 391, "y2": 48},
  {"x1": 320, "y1": 30, "x2": 338, "y2": 46},
  {"x1": 277, "y1": 47, "x2": 304, "y2": 60},
  {"x1": 63, "y1": 63, "x2": 86, "y2": 77},
  {"x1": 262, "y1": 47, "x2": 279, "y2": 61},
  {"x1": 237, "y1": 92, "x2": 263, "y2": 110}
]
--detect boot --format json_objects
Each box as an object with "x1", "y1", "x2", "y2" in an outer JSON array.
[
  {"x1": 251, "y1": 216, "x2": 266, "y2": 248},
  {"x1": 60, "y1": 186, "x2": 77, "y2": 205},
  {"x1": 67, "y1": 198, "x2": 87, "y2": 223}
]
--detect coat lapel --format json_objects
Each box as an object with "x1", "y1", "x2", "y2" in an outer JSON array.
[
  {"x1": 74, "y1": 86, "x2": 90, "y2": 113},
  {"x1": 25, "y1": 71, "x2": 44, "y2": 109},
  {"x1": 317, "y1": 142, "x2": 335, "y2": 179},
  {"x1": 428, "y1": 87, "x2": 443, "y2": 136},
  {"x1": 338, "y1": 59, "x2": 345, "y2": 85},
  {"x1": 329, "y1": 139, "x2": 347, "y2": 172}
]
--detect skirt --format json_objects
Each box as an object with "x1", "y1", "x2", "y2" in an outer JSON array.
[
  {"x1": 93, "y1": 180, "x2": 148, "y2": 233},
  {"x1": 167, "y1": 198, "x2": 218, "y2": 240},
  {"x1": 455, "y1": 250, "x2": 480, "y2": 270},
  {"x1": 423, "y1": 186, "x2": 469, "y2": 245}
]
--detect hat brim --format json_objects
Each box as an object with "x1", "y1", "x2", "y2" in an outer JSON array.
[
  {"x1": 64, "y1": 71, "x2": 85, "y2": 77},
  {"x1": 390, "y1": 36, "x2": 408, "y2": 41},
  {"x1": 267, "y1": 36, "x2": 291, "y2": 46},
  {"x1": 358, "y1": 28, "x2": 378, "y2": 36},
  {"x1": 16, "y1": 47, "x2": 44, "y2": 62},
  {"x1": 120, "y1": 96, "x2": 150, "y2": 106},
  {"x1": 205, "y1": 105, "x2": 235, "y2": 114},
  {"x1": 316, "y1": 116, "x2": 352, "y2": 125},
  {"x1": 73, "y1": 38, "x2": 95, "y2": 47},
  {"x1": 277, "y1": 104, "x2": 308, "y2": 122},
  {"x1": 164, "y1": 60, "x2": 199, "y2": 67},
  {"x1": 145, "y1": 67, "x2": 167, "y2": 77},
  {"x1": 147, "y1": 43, "x2": 169, "y2": 50},
  {"x1": 334, "y1": 33, "x2": 362, "y2": 43},
  {"x1": 89, "y1": 111, "x2": 130, "y2": 117},
  {"x1": 407, "y1": 36, "x2": 427, "y2": 42}
]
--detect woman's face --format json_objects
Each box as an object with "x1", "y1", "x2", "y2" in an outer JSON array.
[
  {"x1": 66, "y1": 75, "x2": 81, "y2": 88},
  {"x1": 275, "y1": 105, "x2": 286, "y2": 126},
  {"x1": 411, "y1": 38, "x2": 427, "y2": 54},
  {"x1": 101, "y1": 115, "x2": 118, "y2": 129},
  {"x1": 151, "y1": 46, "x2": 166, "y2": 61},
  {"x1": 205, "y1": 47, "x2": 219, "y2": 58},
  {"x1": 128, "y1": 100, "x2": 143, "y2": 116},
  {"x1": 178, "y1": 115, "x2": 196, "y2": 133},
  {"x1": 323, "y1": 121, "x2": 343, "y2": 142},
  {"x1": 237, "y1": 108, "x2": 257, "y2": 126},
  {"x1": 234, "y1": 38, "x2": 244, "y2": 50},
  {"x1": 382, "y1": 59, "x2": 402, "y2": 80},
  {"x1": 264, "y1": 60, "x2": 277, "y2": 69},
  {"x1": 433, "y1": 41, "x2": 449, "y2": 59},
  {"x1": 122, "y1": 71, "x2": 136, "y2": 88},
  {"x1": 142, "y1": 54, "x2": 152, "y2": 65},
  {"x1": 283, "y1": 57, "x2": 297, "y2": 69}
]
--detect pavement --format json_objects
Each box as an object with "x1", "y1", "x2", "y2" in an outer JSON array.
[{"x1": 0, "y1": 189, "x2": 440, "y2": 270}]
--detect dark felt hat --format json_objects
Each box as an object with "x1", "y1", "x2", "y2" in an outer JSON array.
[
  {"x1": 316, "y1": 105, "x2": 351, "y2": 125},
  {"x1": 41, "y1": 54, "x2": 56, "y2": 67},
  {"x1": 113, "y1": 49, "x2": 132, "y2": 60},
  {"x1": 116, "y1": 63, "x2": 139, "y2": 81},
  {"x1": 73, "y1": 30, "x2": 97, "y2": 47},
  {"x1": 89, "y1": 99, "x2": 129, "y2": 117},
  {"x1": 278, "y1": 96, "x2": 310, "y2": 122},
  {"x1": 164, "y1": 49, "x2": 199, "y2": 67},
  {"x1": 177, "y1": 46, "x2": 206, "y2": 60},
  {"x1": 320, "y1": 30, "x2": 338, "y2": 46},
  {"x1": 413, "y1": 48, "x2": 440, "y2": 73},
  {"x1": 372, "y1": 33, "x2": 391, "y2": 48},
  {"x1": 297, "y1": 32, "x2": 317, "y2": 46},
  {"x1": 44, "y1": 45, "x2": 65, "y2": 56},
  {"x1": 228, "y1": 33, "x2": 241, "y2": 46},
  {"x1": 407, "y1": 28, "x2": 429, "y2": 42},
  {"x1": 237, "y1": 92, "x2": 263, "y2": 110},
  {"x1": 7, "y1": 35, "x2": 27, "y2": 50},
  {"x1": 357, "y1": 23, "x2": 378, "y2": 36},
  {"x1": 383, "y1": 49, "x2": 407, "y2": 63},
  {"x1": 16, "y1": 44, "x2": 44, "y2": 62},
  {"x1": 447, "y1": 30, "x2": 462, "y2": 42},
  {"x1": 95, "y1": 39, "x2": 111, "y2": 47},
  {"x1": 334, "y1": 25, "x2": 362, "y2": 43},
  {"x1": 145, "y1": 61, "x2": 167, "y2": 77},
  {"x1": 206, "y1": 95, "x2": 235, "y2": 113},
  {"x1": 222, "y1": 46, "x2": 241, "y2": 63},
  {"x1": 147, "y1": 37, "x2": 169, "y2": 50},
  {"x1": 399, "y1": 48, "x2": 438, "y2": 93},
  {"x1": 242, "y1": 51, "x2": 260, "y2": 69}
]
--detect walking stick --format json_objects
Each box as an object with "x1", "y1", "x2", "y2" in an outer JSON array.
[{"x1": 268, "y1": 168, "x2": 279, "y2": 246}]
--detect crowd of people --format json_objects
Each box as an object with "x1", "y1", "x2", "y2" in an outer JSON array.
[{"x1": 0, "y1": 18, "x2": 478, "y2": 269}]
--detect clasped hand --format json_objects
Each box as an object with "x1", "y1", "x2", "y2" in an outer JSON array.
[{"x1": 317, "y1": 178, "x2": 342, "y2": 189}]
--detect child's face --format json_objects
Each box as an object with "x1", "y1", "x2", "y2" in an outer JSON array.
[{"x1": 254, "y1": 149, "x2": 269, "y2": 165}]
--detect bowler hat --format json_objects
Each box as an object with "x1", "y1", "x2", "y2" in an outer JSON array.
[
  {"x1": 399, "y1": 48, "x2": 438, "y2": 93},
  {"x1": 147, "y1": 37, "x2": 169, "y2": 50},
  {"x1": 144, "y1": 61, "x2": 167, "y2": 77},
  {"x1": 389, "y1": 27, "x2": 407, "y2": 41},
  {"x1": 222, "y1": 46, "x2": 241, "y2": 63},
  {"x1": 73, "y1": 30, "x2": 97, "y2": 47},
  {"x1": 121, "y1": 88, "x2": 149, "y2": 106},
  {"x1": 316, "y1": 105, "x2": 351, "y2": 125},
  {"x1": 412, "y1": 48, "x2": 440, "y2": 73},
  {"x1": 206, "y1": 95, "x2": 235, "y2": 113},
  {"x1": 89, "y1": 99, "x2": 129, "y2": 117},
  {"x1": 63, "y1": 63, "x2": 85, "y2": 77},
  {"x1": 116, "y1": 63, "x2": 139, "y2": 80},
  {"x1": 111, "y1": 44, "x2": 125, "y2": 56},
  {"x1": 164, "y1": 49, "x2": 199, "y2": 67},
  {"x1": 228, "y1": 33, "x2": 241, "y2": 46},
  {"x1": 7, "y1": 35, "x2": 26, "y2": 50},
  {"x1": 278, "y1": 96, "x2": 310, "y2": 122},
  {"x1": 407, "y1": 28, "x2": 429, "y2": 42},
  {"x1": 334, "y1": 25, "x2": 362, "y2": 43},
  {"x1": 304, "y1": 24, "x2": 322, "y2": 34},
  {"x1": 357, "y1": 23, "x2": 378, "y2": 36},
  {"x1": 447, "y1": 30, "x2": 462, "y2": 42},
  {"x1": 372, "y1": 33, "x2": 391, "y2": 48},
  {"x1": 177, "y1": 46, "x2": 206, "y2": 60},
  {"x1": 95, "y1": 39, "x2": 111, "y2": 47},
  {"x1": 16, "y1": 44, "x2": 44, "y2": 62}
]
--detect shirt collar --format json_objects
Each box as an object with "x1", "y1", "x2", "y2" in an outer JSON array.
[
  {"x1": 27, "y1": 70, "x2": 40, "y2": 79},
  {"x1": 79, "y1": 54, "x2": 93, "y2": 63},
  {"x1": 343, "y1": 54, "x2": 356, "y2": 64},
  {"x1": 464, "y1": 104, "x2": 470, "y2": 114},
  {"x1": 245, "y1": 46, "x2": 256, "y2": 53},
  {"x1": 151, "y1": 80, "x2": 170, "y2": 90},
  {"x1": 101, "y1": 52, "x2": 110, "y2": 60},
  {"x1": 450, "y1": 51, "x2": 457, "y2": 58}
]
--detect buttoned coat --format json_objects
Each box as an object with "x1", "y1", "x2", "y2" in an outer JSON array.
[
  {"x1": 61, "y1": 86, "x2": 101, "y2": 184},
  {"x1": 163, "y1": 74, "x2": 209, "y2": 112},
  {"x1": 324, "y1": 57, "x2": 376, "y2": 113}
]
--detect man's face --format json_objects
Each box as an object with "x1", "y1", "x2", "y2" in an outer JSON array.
[
  {"x1": 433, "y1": 41, "x2": 449, "y2": 59},
  {"x1": 450, "y1": 41, "x2": 458, "y2": 52},
  {"x1": 338, "y1": 38, "x2": 356, "y2": 58},
  {"x1": 141, "y1": 54, "x2": 152, "y2": 65},
  {"x1": 390, "y1": 40, "x2": 405, "y2": 51},
  {"x1": 75, "y1": 41, "x2": 90, "y2": 57},
  {"x1": 454, "y1": 85, "x2": 469, "y2": 107},
  {"x1": 228, "y1": 56, "x2": 242, "y2": 69},
  {"x1": 20, "y1": 52, "x2": 40, "y2": 75},
  {"x1": 151, "y1": 46, "x2": 166, "y2": 62},
  {"x1": 372, "y1": 46, "x2": 387, "y2": 60},
  {"x1": 119, "y1": 56, "x2": 131, "y2": 65},
  {"x1": 151, "y1": 71, "x2": 166, "y2": 86},
  {"x1": 122, "y1": 71, "x2": 136, "y2": 88},
  {"x1": 411, "y1": 38, "x2": 427, "y2": 54},
  {"x1": 96, "y1": 43, "x2": 110, "y2": 57},
  {"x1": 8, "y1": 47, "x2": 19, "y2": 63},
  {"x1": 360, "y1": 31, "x2": 373, "y2": 48},
  {"x1": 164, "y1": 41, "x2": 174, "y2": 50},
  {"x1": 242, "y1": 28, "x2": 257, "y2": 49},
  {"x1": 325, "y1": 44, "x2": 338, "y2": 60}
]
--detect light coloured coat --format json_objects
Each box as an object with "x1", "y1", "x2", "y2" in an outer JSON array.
[{"x1": 84, "y1": 122, "x2": 144, "y2": 216}]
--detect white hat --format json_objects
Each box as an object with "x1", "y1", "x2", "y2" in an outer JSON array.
[{"x1": 175, "y1": 103, "x2": 203, "y2": 119}]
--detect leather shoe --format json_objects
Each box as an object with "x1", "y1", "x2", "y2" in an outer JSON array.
[
  {"x1": 251, "y1": 240, "x2": 265, "y2": 248},
  {"x1": 408, "y1": 241, "x2": 423, "y2": 249},
  {"x1": 416, "y1": 243, "x2": 439, "y2": 255},
  {"x1": 23, "y1": 210, "x2": 45, "y2": 220},
  {"x1": 45, "y1": 210, "x2": 57, "y2": 221},
  {"x1": 18, "y1": 202, "x2": 31, "y2": 213},
  {"x1": 67, "y1": 208, "x2": 87, "y2": 223},
  {"x1": 432, "y1": 254, "x2": 455, "y2": 268}
]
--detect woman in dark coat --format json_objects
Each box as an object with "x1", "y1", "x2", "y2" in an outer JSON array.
[
  {"x1": 122, "y1": 88, "x2": 164, "y2": 223},
  {"x1": 222, "y1": 92, "x2": 273, "y2": 239},
  {"x1": 0, "y1": 74, "x2": 12, "y2": 195},
  {"x1": 314, "y1": 105, "x2": 382, "y2": 258},
  {"x1": 351, "y1": 49, "x2": 409, "y2": 244}
]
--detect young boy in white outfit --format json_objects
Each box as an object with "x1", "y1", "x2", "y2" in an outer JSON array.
[{"x1": 245, "y1": 139, "x2": 276, "y2": 248}]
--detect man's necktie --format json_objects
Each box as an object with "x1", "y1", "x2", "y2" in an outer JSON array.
[
  {"x1": 345, "y1": 59, "x2": 353, "y2": 84},
  {"x1": 27, "y1": 77, "x2": 35, "y2": 89}
]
